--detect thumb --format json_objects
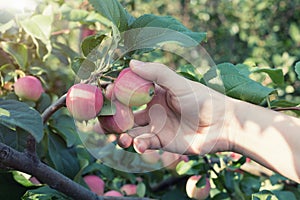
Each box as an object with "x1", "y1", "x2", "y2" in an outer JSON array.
[
  {"x1": 133, "y1": 133, "x2": 161, "y2": 154},
  {"x1": 129, "y1": 60, "x2": 188, "y2": 92}
]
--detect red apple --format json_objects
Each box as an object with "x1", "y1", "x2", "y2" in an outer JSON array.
[
  {"x1": 80, "y1": 26, "x2": 96, "y2": 40},
  {"x1": 104, "y1": 190, "x2": 123, "y2": 197},
  {"x1": 161, "y1": 151, "x2": 183, "y2": 170},
  {"x1": 186, "y1": 175, "x2": 210, "y2": 200},
  {"x1": 114, "y1": 68, "x2": 155, "y2": 106},
  {"x1": 105, "y1": 83, "x2": 115, "y2": 100},
  {"x1": 98, "y1": 100, "x2": 134, "y2": 134},
  {"x1": 120, "y1": 184, "x2": 137, "y2": 196},
  {"x1": 66, "y1": 83, "x2": 103, "y2": 121},
  {"x1": 83, "y1": 175, "x2": 105, "y2": 196},
  {"x1": 29, "y1": 176, "x2": 41, "y2": 185},
  {"x1": 14, "y1": 76, "x2": 44, "y2": 101}
]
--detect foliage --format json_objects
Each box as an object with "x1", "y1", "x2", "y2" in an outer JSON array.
[{"x1": 0, "y1": 0, "x2": 299, "y2": 199}]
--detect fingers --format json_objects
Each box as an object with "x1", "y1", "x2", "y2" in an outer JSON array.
[
  {"x1": 129, "y1": 60, "x2": 190, "y2": 93},
  {"x1": 117, "y1": 133, "x2": 132, "y2": 148},
  {"x1": 133, "y1": 109, "x2": 149, "y2": 126},
  {"x1": 133, "y1": 133, "x2": 161, "y2": 153},
  {"x1": 118, "y1": 127, "x2": 162, "y2": 153}
]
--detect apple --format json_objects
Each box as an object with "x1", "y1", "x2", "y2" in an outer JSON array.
[
  {"x1": 83, "y1": 175, "x2": 105, "y2": 196},
  {"x1": 141, "y1": 150, "x2": 160, "y2": 164},
  {"x1": 66, "y1": 83, "x2": 103, "y2": 121},
  {"x1": 104, "y1": 190, "x2": 123, "y2": 197},
  {"x1": 186, "y1": 175, "x2": 210, "y2": 200},
  {"x1": 120, "y1": 184, "x2": 137, "y2": 196},
  {"x1": 98, "y1": 100, "x2": 134, "y2": 134},
  {"x1": 229, "y1": 152, "x2": 251, "y2": 163},
  {"x1": 114, "y1": 68, "x2": 155, "y2": 107},
  {"x1": 105, "y1": 83, "x2": 115, "y2": 100},
  {"x1": 14, "y1": 76, "x2": 44, "y2": 101},
  {"x1": 80, "y1": 26, "x2": 96, "y2": 40},
  {"x1": 161, "y1": 151, "x2": 187, "y2": 170},
  {"x1": 29, "y1": 176, "x2": 41, "y2": 185}
]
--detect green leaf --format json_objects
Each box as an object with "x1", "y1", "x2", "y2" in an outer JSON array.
[
  {"x1": 89, "y1": 0, "x2": 131, "y2": 31},
  {"x1": 12, "y1": 171, "x2": 36, "y2": 187},
  {"x1": 252, "y1": 190, "x2": 279, "y2": 200},
  {"x1": 20, "y1": 14, "x2": 53, "y2": 60},
  {"x1": 82, "y1": 162, "x2": 115, "y2": 181},
  {"x1": 47, "y1": 132, "x2": 80, "y2": 179},
  {"x1": 273, "y1": 191, "x2": 297, "y2": 200},
  {"x1": 176, "y1": 159, "x2": 209, "y2": 175},
  {"x1": 35, "y1": 93, "x2": 52, "y2": 113},
  {"x1": 240, "y1": 176, "x2": 261, "y2": 196},
  {"x1": 0, "y1": 172, "x2": 29, "y2": 199},
  {"x1": 162, "y1": 188, "x2": 189, "y2": 200},
  {"x1": 228, "y1": 156, "x2": 247, "y2": 170},
  {"x1": 98, "y1": 98, "x2": 116, "y2": 116},
  {"x1": 81, "y1": 33, "x2": 107, "y2": 57},
  {"x1": 0, "y1": 125, "x2": 29, "y2": 151},
  {"x1": 137, "y1": 182, "x2": 146, "y2": 197},
  {"x1": 295, "y1": 61, "x2": 300, "y2": 80},
  {"x1": 195, "y1": 175, "x2": 207, "y2": 188},
  {"x1": 1, "y1": 42, "x2": 28, "y2": 69},
  {"x1": 203, "y1": 63, "x2": 276, "y2": 104},
  {"x1": 22, "y1": 186, "x2": 72, "y2": 200},
  {"x1": 176, "y1": 160, "x2": 197, "y2": 175},
  {"x1": 270, "y1": 99, "x2": 300, "y2": 108},
  {"x1": 289, "y1": 23, "x2": 300, "y2": 43},
  {"x1": 49, "y1": 114, "x2": 78, "y2": 147},
  {"x1": 211, "y1": 192, "x2": 230, "y2": 200},
  {"x1": 129, "y1": 14, "x2": 206, "y2": 45},
  {"x1": 0, "y1": 100, "x2": 43, "y2": 142},
  {"x1": 253, "y1": 68, "x2": 284, "y2": 86},
  {"x1": 61, "y1": 6, "x2": 89, "y2": 22},
  {"x1": 71, "y1": 57, "x2": 96, "y2": 80}
]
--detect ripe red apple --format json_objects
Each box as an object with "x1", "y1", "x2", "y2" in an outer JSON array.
[
  {"x1": 66, "y1": 83, "x2": 103, "y2": 121},
  {"x1": 141, "y1": 150, "x2": 160, "y2": 164},
  {"x1": 29, "y1": 176, "x2": 41, "y2": 185},
  {"x1": 114, "y1": 68, "x2": 155, "y2": 106},
  {"x1": 83, "y1": 175, "x2": 105, "y2": 196},
  {"x1": 120, "y1": 184, "x2": 137, "y2": 196},
  {"x1": 105, "y1": 83, "x2": 115, "y2": 100},
  {"x1": 98, "y1": 100, "x2": 134, "y2": 134},
  {"x1": 161, "y1": 151, "x2": 186, "y2": 170},
  {"x1": 104, "y1": 190, "x2": 123, "y2": 197},
  {"x1": 186, "y1": 175, "x2": 210, "y2": 200},
  {"x1": 14, "y1": 76, "x2": 44, "y2": 101}
]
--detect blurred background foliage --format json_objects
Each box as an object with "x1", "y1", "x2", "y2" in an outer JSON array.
[{"x1": 122, "y1": 0, "x2": 300, "y2": 104}]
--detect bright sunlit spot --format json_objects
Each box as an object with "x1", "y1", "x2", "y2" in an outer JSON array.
[{"x1": 0, "y1": 0, "x2": 38, "y2": 13}]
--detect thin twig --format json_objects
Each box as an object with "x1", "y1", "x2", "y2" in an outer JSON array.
[{"x1": 41, "y1": 94, "x2": 67, "y2": 124}]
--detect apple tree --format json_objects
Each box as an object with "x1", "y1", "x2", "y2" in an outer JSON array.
[{"x1": 0, "y1": 0, "x2": 299, "y2": 199}]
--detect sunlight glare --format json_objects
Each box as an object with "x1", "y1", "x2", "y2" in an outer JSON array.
[{"x1": 0, "y1": 0, "x2": 38, "y2": 13}]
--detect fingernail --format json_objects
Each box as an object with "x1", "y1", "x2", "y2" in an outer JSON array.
[
  {"x1": 130, "y1": 59, "x2": 145, "y2": 69},
  {"x1": 135, "y1": 140, "x2": 146, "y2": 154}
]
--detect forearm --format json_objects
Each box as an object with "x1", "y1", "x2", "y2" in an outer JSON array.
[{"x1": 227, "y1": 98, "x2": 300, "y2": 183}]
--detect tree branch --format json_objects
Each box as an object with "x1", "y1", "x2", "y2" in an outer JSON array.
[
  {"x1": 0, "y1": 141, "x2": 155, "y2": 200},
  {"x1": 41, "y1": 94, "x2": 67, "y2": 124},
  {"x1": 0, "y1": 141, "x2": 98, "y2": 200}
]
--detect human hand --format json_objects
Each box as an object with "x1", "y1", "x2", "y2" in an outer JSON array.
[{"x1": 118, "y1": 60, "x2": 233, "y2": 155}]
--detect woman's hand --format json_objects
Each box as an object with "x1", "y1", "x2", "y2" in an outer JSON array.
[{"x1": 118, "y1": 60, "x2": 233, "y2": 155}]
